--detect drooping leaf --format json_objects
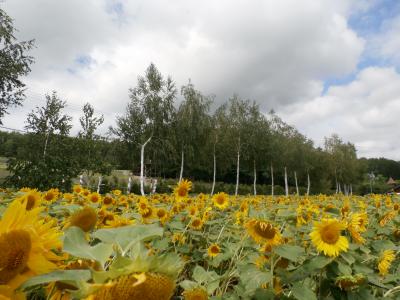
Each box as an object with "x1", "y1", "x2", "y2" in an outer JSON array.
[
  {"x1": 93, "y1": 223, "x2": 163, "y2": 254},
  {"x1": 20, "y1": 270, "x2": 91, "y2": 289},
  {"x1": 63, "y1": 227, "x2": 113, "y2": 266}
]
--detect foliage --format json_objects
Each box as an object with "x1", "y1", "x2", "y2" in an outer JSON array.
[
  {"x1": 0, "y1": 8, "x2": 35, "y2": 124},
  {"x1": 5, "y1": 92, "x2": 79, "y2": 190}
]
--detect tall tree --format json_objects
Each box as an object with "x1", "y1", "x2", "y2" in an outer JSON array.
[
  {"x1": 0, "y1": 8, "x2": 34, "y2": 124},
  {"x1": 175, "y1": 80, "x2": 212, "y2": 181},
  {"x1": 7, "y1": 92, "x2": 78, "y2": 190},
  {"x1": 77, "y1": 103, "x2": 111, "y2": 183},
  {"x1": 112, "y1": 63, "x2": 177, "y2": 195}
]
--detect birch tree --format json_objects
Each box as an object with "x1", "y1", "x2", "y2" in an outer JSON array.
[
  {"x1": 175, "y1": 80, "x2": 211, "y2": 182},
  {"x1": 112, "y1": 63, "x2": 176, "y2": 195}
]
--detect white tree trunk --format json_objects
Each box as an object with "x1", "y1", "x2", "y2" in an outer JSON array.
[
  {"x1": 284, "y1": 167, "x2": 289, "y2": 196},
  {"x1": 43, "y1": 132, "x2": 50, "y2": 159},
  {"x1": 211, "y1": 144, "x2": 216, "y2": 196},
  {"x1": 235, "y1": 137, "x2": 240, "y2": 196},
  {"x1": 350, "y1": 184, "x2": 353, "y2": 196},
  {"x1": 179, "y1": 148, "x2": 184, "y2": 182},
  {"x1": 127, "y1": 176, "x2": 132, "y2": 194},
  {"x1": 140, "y1": 136, "x2": 152, "y2": 196},
  {"x1": 307, "y1": 172, "x2": 310, "y2": 196},
  {"x1": 152, "y1": 178, "x2": 158, "y2": 194},
  {"x1": 338, "y1": 182, "x2": 342, "y2": 194},
  {"x1": 335, "y1": 169, "x2": 338, "y2": 194},
  {"x1": 79, "y1": 174, "x2": 84, "y2": 186},
  {"x1": 97, "y1": 176, "x2": 102, "y2": 194},
  {"x1": 253, "y1": 160, "x2": 257, "y2": 195},
  {"x1": 294, "y1": 171, "x2": 299, "y2": 196},
  {"x1": 271, "y1": 164, "x2": 274, "y2": 198}
]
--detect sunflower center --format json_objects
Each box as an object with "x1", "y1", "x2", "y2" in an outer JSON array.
[
  {"x1": 157, "y1": 210, "x2": 166, "y2": 218},
  {"x1": 45, "y1": 192, "x2": 55, "y2": 201},
  {"x1": 26, "y1": 194, "x2": 37, "y2": 210},
  {"x1": 321, "y1": 224, "x2": 340, "y2": 244},
  {"x1": 210, "y1": 245, "x2": 220, "y2": 254},
  {"x1": 70, "y1": 207, "x2": 98, "y2": 232},
  {"x1": 216, "y1": 196, "x2": 225, "y2": 205},
  {"x1": 192, "y1": 219, "x2": 201, "y2": 227},
  {"x1": 254, "y1": 222, "x2": 276, "y2": 239},
  {"x1": 0, "y1": 230, "x2": 32, "y2": 284},
  {"x1": 177, "y1": 187, "x2": 187, "y2": 197},
  {"x1": 141, "y1": 207, "x2": 153, "y2": 218},
  {"x1": 103, "y1": 197, "x2": 113, "y2": 205}
]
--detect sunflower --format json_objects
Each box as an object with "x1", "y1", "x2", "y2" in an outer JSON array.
[
  {"x1": 171, "y1": 233, "x2": 186, "y2": 245},
  {"x1": 68, "y1": 206, "x2": 98, "y2": 232},
  {"x1": 378, "y1": 250, "x2": 395, "y2": 276},
  {"x1": 379, "y1": 211, "x2": 396, "y2": 227},
  {"x1": 42, "y1": 189, "x2": 59, "y2": 202},
  {"x1": 103, "y1": 215, "x2": 134, "y2": 228},
  {"x1": 156, "y1": 208, "x2": 169, "y2": 224},
  {"x1": 212, "y1": 192, "x2": 229, "y2": 210},
  {"x1": 86, "y1": 272, "x2": 175, "y2": 300},
  {"x1": 335, "y1": 274, "x2": 365, "y2": 291},
  {"x1": 190, "y1": 217, "x2": 204, "y2": 230},
  {"x1": 347, "y1": 213, "x2": 367, "y2": 244},
  {"x1": 119, "y1": 195, "x2": 129, "y2": 207},
  {"x1": 102, "y1": 195, "x2": 114, "y2": 207},
  {"x1": 63, "y1": 193, "x2": 74, "y2": 202},
  {"x1": 207, "y1": 244, "x2": 221, "y2": 258},
  {"x1": 137, "y1": 198, "x2": 150, "y2": 214},
  {"x1": 112, "y1": 189, "x2": 122, "y2": 196},
  {"x1": 245, "y1": 219, "x2": 281, "y2": 246},
  {"x1": 187, "y1": 205, "x2": 198, "y2": 217},
  {"x1": 141, "y1": 206, "x2": 155, "y2": 221},
  {"x1": 0, "y1": 199, "x2": 62, "y2": 291},
  {"x1": 174, "y1": 179, "x2": 192, "y2": 200},
  {"x1": 72, "y1": 185, "x2": 83, "y2": 194},
  {"x1": 88, "y1": 192, "x2": 101, "y2": 204},
  {"x1": 309, "y1": 218, "x2": 348, "y2": 257},
  {"x1": 182, "y1": 288, "x2": 208, "y2": 300},
  {"x1": 19, "y1": 189, "x2": 41, "y2": 210}
]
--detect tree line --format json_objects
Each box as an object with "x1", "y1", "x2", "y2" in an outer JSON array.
[{"x1": 1, "y1": 63, "x2": 397, "y2": 195}]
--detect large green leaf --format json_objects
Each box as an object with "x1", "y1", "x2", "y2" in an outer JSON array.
[
  {"x1": 63, "y1": 227, "x2": 113, "y2": 266},
  {"x1": 239, "y1": 265, "x2": 272, "y2": 293},
  {"x1": 291, "y1": 282, "x2": 317, "y2": 300},
  {"x1": 274, "y1": 244, "x2": 305, "y2": 262},
  {"x1": 93, "y1": 223, "x2": 163, "y2": 254},
  {"x1": 20, "y1": 270, "x2": 91, "y2": 289}
]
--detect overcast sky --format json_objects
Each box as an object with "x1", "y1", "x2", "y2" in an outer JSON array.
[{"x1": 1, "y1": 0, "x2": 400, "y2": 159}]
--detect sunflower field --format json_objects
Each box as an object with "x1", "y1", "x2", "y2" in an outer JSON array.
[{"x1": 0, "y1": 180, "x2": 399, "y2": 300}]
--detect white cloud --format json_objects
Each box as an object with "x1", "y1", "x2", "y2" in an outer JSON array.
[
  {"x1": 2, "y1": 0, "x2": 363, "y2": 109},
  {"x1": 280, "y1": 67, "x2": 400, "y2": 159},
  {"x1": 9, "y1": 0, "x2": 400, "y2": 159}
]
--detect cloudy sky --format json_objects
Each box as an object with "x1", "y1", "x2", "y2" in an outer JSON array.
[{"x1": 1, "y1": 0, "x2": 400, "y2": 159}]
